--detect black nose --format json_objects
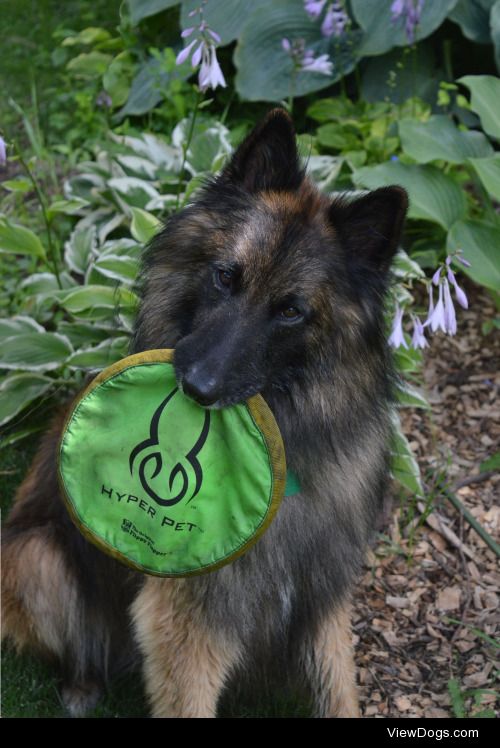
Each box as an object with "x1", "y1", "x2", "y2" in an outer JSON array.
[{"x1": 182, "y1": 366, "x2": 221, "y2": 406}]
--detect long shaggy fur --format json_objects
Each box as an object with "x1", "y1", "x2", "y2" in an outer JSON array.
[{"x1": 1, "y1": 108, "x2": 407, "y2": 717}]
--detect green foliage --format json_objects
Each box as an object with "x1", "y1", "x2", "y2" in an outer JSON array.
[
  {"x1": 351, "y1": 0, "x2": 458, "y2": 56},
  {"x1": 354, "y1": 161, "x2": 467, "y2": 230},
  {"x1": 448, "y1": 678, "x2": 496, "y2": 719},
  {"x1": 234, "y1": 1, "x2": 361, "y2": 101},
  {"x1": 127, "y1": 0, "x2": 180, "y2": 26},
  {"x1": 459, "y1": 75, "x2": 500, "y2": 139},
  {"x1": 447, "y1": 221, "x2": 500, "y2": 291},
  {"x1": 0, "y1": 118, "x2": 235, "y2": 428}
]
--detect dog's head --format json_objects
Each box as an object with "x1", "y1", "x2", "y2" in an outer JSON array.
[{"x1": 135, "y1": 109, "x2": 408, "y2": 409}]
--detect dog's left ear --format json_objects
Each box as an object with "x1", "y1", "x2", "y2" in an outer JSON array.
[
  {"x1": 220, "y1": 108, "x2": 304, "y2": 193},
  {"x1": 329, "y1": 187, "x2": 408, "y2": 272}
]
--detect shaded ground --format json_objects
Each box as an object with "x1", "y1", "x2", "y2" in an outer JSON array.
[
  {"x1": 1, "y1": 283, "x2": 498, "y2": 718},
  {"x1": 355, "y1": 282, "x2": 499, "y2": 718}
]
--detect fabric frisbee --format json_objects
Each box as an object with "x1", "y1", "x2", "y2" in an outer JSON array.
[{"x1": 58, "y1": 350, "x2": 287, "y2": 577}]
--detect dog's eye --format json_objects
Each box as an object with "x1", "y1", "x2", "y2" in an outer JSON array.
[
  {"x1": 279, "y1": 306, "x2": 303, "y2": 321},
  {"x1": 216, "y1": 269, "x2": 233, "y2": 289}
]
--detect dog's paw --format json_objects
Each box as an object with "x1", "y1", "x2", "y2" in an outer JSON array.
[{"x1": 62, "y1": 681, "x2": 103, "y2": 717}]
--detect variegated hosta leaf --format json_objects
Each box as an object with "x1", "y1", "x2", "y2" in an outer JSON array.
[
  {"x1": 392, "y1": 249, "x2": 426, "y2": 280},
  {"x1": 0, "y1": 373, "x2": 54, "y2": 427},
  {"x1": 61, "y1": 285, "x2": 138, "y2": 313},
  {"x1": 66, "y1": 337, "x2": 130, "y2": 370},
  {"x1": 396, "y1": 381, "x2": 430, "y2": 410},
  {"x1": 64, "y1": 225, "x2": 98, "y2": 275},
  {"x1": 307, "y1": 155, "x2": 343, "y2": 194},
  {"x1": 0, "y1": 333, "x2": 73, "y2": 372},
  {"x1": 129, "y1": 207, "x2": 161, "y2": 244},
  {"x1": 0, "y1": 316, "x2": 45, "y2": 339},
  {"x1": 390, "y1": 412, "x2": 424, "y2": 497}
]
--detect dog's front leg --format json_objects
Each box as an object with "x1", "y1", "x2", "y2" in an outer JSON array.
[
  {"x1": 131, "y1": 578, "x2": 240, "y2": 717},
  {"x1": 302, "y1": 601, "x2": 360, "y2": 718}
]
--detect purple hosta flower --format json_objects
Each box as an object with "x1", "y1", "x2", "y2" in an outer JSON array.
[
  {"x1": 411, "y1": 315, "x2": 428, "y2": 349},
  {"x1": 388, "y1": 304, "x2": 408, "y2": 349},
  {"x1": 447, "y1": 267, "x2": 468, "y2": 310},
  {"x1": 425, "y1": 278, "x2": 458, "y2": 335},
  {"x1": 433, "y1": 254, "x2": 469, "y2": 312},
  {"x1": 321, "y1": 2, "x2": 349, "y2": 38},
  {"x1": 176, "y1": 2, "x2": 226, "y2": 92},
  {"x1": 425, "y1": 281, "x2": 445, "y2": 333},
  {"x1": 391, "y1": 0, "x2": 425, "y2": 44},
  {"x1": 442, "y1": 278, "x2": 457, "y2": 335},
  {"x1": 301, "y1": 50, "x2": 333, "y2": 75},
  {"x1": 0, "y1": 136, "x2": 6, "y2": 167},
  {"x1": 96, "y1": 91, "x2": 112, "y2": 108},
  {"x1": 199, "y1": 44, "x2": 226, "y2": 92},
  {"x1": 282, "y1": 37, "x2": 333, "y2": 76},
  {"x1": 304, "y1": 0, "x2": 327, "y2": 19},
  {"x1": 456, "y1": 254, "x2": 471, "y2": 268}
]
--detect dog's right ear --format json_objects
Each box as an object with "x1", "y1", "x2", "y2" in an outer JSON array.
[{"x1": 219, "y1": 108, "x2": 304, "y2": 193}]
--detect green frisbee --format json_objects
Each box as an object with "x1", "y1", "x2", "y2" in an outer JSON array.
[{"x1": 58, "y1": 350, "x2": 287, "y2": 577}]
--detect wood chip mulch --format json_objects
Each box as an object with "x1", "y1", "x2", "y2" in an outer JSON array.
[{"x1": 354, "y1": 283, "x2": 499, "y2": 718}]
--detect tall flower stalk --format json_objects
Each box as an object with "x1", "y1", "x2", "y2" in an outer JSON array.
[
  {"x1": 13, "y1": 140, "x2": 62, "y2": 289},
  {"x1": 174, "y1": 1, "x2": 226, "y2": 211}
]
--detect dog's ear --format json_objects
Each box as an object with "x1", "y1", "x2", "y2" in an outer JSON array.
[
  {"x1": 220, "y1": 108, "x2": 304, "y2": 193},
  {"x1": 329, "y1": 187, "x2": 408, "y2": 272}
]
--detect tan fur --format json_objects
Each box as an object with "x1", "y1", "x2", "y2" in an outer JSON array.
[
  {"x1": 304, "y1": 603, "x2": 360, "y2": 718},
  {"x1": 131, "y1": 577, "x2": 241, "y2": 717},
  {"x1": 2, "y1": 532, "x2": 78, "y2": 658}
]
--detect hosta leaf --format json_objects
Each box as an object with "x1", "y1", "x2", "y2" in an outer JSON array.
[
  {"x1": 492, "y1": 1, "x2": 500, "y2": 73},
  {"x1": 353, "y1": 161, "x2": 466, "y2": 230},
  {"x1": 390, "y1": 413, "x2": 424, "y2": 496},
  {"x1": 57, "y1": 322, "x2": 118, "y2": 348},
  {"x1": 396, "y1": 381, "x2": 430, "y2": 410},
  {"x1": 127, "y1": 0, "x2": 180, "y2": 25},
  {"x1": 0, "y1": 220, "x2": 46, "y2": 259},
  {"x1": 447, "y1": 220, "x2": 500, "y2": 292},
  {"x1": 66, "y1": 337, "x2": 129, "y2": 370},
  {"x1": 449, "y1": 0, "x2": 497, "y2": 44},
  {"x1": 110, "y1": 132, "x2": 181, "y2": 171},
  {"x1": 468, "y1": 154, "x2": 500, "y2": 201},
  {"x1": 0, "y1": 316, "x2": 44, "y2": 339},
  {"x1": 459, "y1": 75, "x2": 500, "y2": 140},
  {"x1": 180, "y1": 0, "x2": 262, "y2": 45},
  {"x1": 0, "y1": 373, "x2": 53, "y2": 427},
  {"x1": 93, "y1": 254, "x2": 140, "y2": 285},
  {"x1": 19, "y1": 272, "x2": 72, "y2": 295},
  {"x1": 116, "y1": 155, "x2": 158, "y2": 179},
  {"x1": 392, "y1": 249, "x2": 426, "y2": 279},
  {"x1": 108, "y1": 177, "x2": 161, "y2": 209},
  {"x1": 64, "y1": 225, "x2": 97, "y2": 275},
  {"x1": 307, "y1": 155, "x2": 343, "y2": 193},
  {"x1": 234, "y1": 0, "x2": 361, "y2": 102},
  {"x1": 351, "y1": 0, "x2": 458, "y2": 56},
  {"x1": 0, "y1": 333, "x2": 73, "y2": 372},
  {"x1": 399, "y1": 116, "x2": 493, "y2": 164},
  {"x1": 130, "y1": 207, "x2": 160, "y2": 243},
  {"x1": 61, "y1": 285, "x2": 138, "y2": 313}
]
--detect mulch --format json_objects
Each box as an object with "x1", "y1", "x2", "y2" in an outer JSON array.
[{"x1": 354, "y1": 283, "x2": 499, "y2": 718}]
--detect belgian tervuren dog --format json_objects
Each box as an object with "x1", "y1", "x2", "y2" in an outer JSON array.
[{"x1": 2, "y1": 109, "x2": 407, "y2": 717}]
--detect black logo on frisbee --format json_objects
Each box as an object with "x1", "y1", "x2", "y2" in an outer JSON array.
[{"x1": 129, "y1": 388, "x2": 210, "y2": 507}]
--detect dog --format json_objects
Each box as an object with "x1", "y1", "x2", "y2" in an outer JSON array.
[{"x1": 1, "y1": 109, "x2": 407, "y2": 717}]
